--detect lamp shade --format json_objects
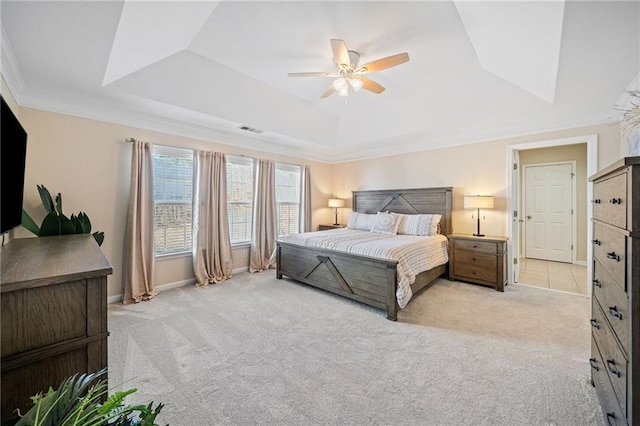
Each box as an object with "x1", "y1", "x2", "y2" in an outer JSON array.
[
  {"x1": 328, "y1": 198, "x2": 345, "y2": 208},
  {"x1": 464, "y1": 196, "x2": 494, "y2": 209}
]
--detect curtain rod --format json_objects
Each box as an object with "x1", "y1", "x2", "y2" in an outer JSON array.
[{"x1": 125, "y1": 138, "x2": 306, "y2": 168}]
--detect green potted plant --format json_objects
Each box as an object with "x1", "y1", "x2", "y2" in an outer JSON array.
[
  {"x1": 11, "y1": 369, "x2": 165, "y2": 426},
  {"x1": 22, "y1": 185, "x2": 104, "y2": 246}
]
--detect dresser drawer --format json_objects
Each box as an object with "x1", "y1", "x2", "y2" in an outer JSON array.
[
  {"x1": 593, "y1": 171, "x2": 627, "y2": 230},
  {"x1": 452, "y1": 251, "x2": 497, "y2": 282},
  {"x1": 592, "y1": 302, "x2": 628, "y2": 418},
  {"x1": 591, "y1": 336, "x2": 626, "y2": 426},
  {"x1": 593, "y1": 260, "x2": 628, "y2": 353},
  {"x1": 453, "y1": 239, "x2": 497, "y2": 254},
  {"x1": 593, "y1": 223, "x2": 626, "y2": 288}
]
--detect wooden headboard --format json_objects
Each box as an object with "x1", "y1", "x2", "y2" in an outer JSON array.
[{"x1": 352, "y1": 187, "x2": 453, "y2": 237}]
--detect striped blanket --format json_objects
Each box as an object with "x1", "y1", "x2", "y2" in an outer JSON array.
[{"x1": 277, "y1": 228, "x2": 449, "y2": 308}]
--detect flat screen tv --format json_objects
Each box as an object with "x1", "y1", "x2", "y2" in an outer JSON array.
[{"x1": 1, "y1": 95, "x2": 28, "y2": 234}]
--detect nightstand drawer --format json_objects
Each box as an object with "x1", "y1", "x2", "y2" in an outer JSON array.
[
  {"x1": 453, "y1": 251, "x2": 497, "y2": 282},
  {"x1": 453, "y1": 239, "x2": 497, "y2": 254}
]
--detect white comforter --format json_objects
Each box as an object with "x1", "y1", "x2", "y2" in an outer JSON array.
[{"x1": 277, "y1": 228, "x2": 449, "y2": 308}]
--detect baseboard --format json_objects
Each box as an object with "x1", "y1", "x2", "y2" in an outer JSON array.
[
  {"x1": 107, "y1": 269, "x2": 250, "y2": 304},
  {"x1": 574, "y1": 260, "x2": 587, "y2": 266}
]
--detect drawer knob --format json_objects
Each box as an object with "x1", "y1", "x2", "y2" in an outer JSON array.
[
  {"x1": 606, "y1": 412, "x2": 616, "y2": 426},
  {"x1": 589, "y1": 357, "x2": 599, "y2": 371},
  {"x1": 592, "y1": 279, "x2": 602, "y2": 288},
  {"x1": 472, "y1": 245, "x2": 478, "y2": 248},
  {"x1": 608, "y1": 306, "x2": 623, "y2": 320},
  {"x1": 606, "y1": 252, "x2": 620, "y2": 261},
  {"x1": 592, "y1": 199, "x2": 601, "y2": 204},
  {"x1": 609, "y1": 198, "x2": 622, "y2": 204},
  {"x1": 590, "y1": 319, "x2": 600, "y2": 329},
  {"x1": 591, "y1": 239, "x2": 601, "y2": 246},
  {"x1": 471, "y1": 257, "x2": 477, "y2": 262},
  {"x1": 606, "y1": 359, "x2": 621, "y2": 378},
  {"x1": 472, "y1": 271, "x2": 477, "y2": 275}
]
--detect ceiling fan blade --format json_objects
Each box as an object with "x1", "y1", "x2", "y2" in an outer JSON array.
[
  {"x1": 320, "y1": 85, "x2": 336, "y2": 98},
  {"x1": 357, "y1": 52, "x2": 409, "y2": 74},
  {"x1": 361, "y1": 77, "x2": 385, "y2": 94},
  {"x1": 330, "y1": 39, "x2": 350, "y2": 67},
  {"x1": 288, "y1": 72, "x2": 335, "y2": 77}
]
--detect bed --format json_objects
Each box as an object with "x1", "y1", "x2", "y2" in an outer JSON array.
[{"x1": 275, "y1": 187, "x2": 453, "y2": 320}]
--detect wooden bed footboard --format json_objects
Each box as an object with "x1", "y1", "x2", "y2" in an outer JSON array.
[{"x1": 276, "y1": 241, "x2": 400, "y2": 320}]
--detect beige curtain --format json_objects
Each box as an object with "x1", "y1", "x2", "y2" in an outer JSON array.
[
  {"x1": 250, "y1": 159, "x2": 277, "y2": 272},
  {"x1": 300, "y1": 165, "x2": 312, "y2": 232},
  {"x1": 123, "y1": 139, "x2": 157, "y2": 304},
  {"x1": 193, "y1": 151, "x2": 233, "y2": 285}
]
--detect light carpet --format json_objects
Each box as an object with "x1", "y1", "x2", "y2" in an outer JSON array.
[{"x1": 108, "y1": 272, "x2": 602, "y2": 425}]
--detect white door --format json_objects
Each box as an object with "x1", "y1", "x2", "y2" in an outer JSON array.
[
  {"x1": 524, "y1": 163, "x2": 573, "y2": 263},
  {"x1": 512, "y1": 150, "x2": 520, "y2": 282}
]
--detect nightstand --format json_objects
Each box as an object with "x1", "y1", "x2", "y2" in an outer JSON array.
[
  {"x1": 448, "y1": 234, "x2": 508, "y2": 291},
  {"x1": 318, "y1": 224, "x2": 345, "y2": 231}
]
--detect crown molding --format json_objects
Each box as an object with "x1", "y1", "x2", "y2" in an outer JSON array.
[
  {"x1": 17, "y1": 87, "x2": 337, "y2": 163},
  {"x1": 1, "y1": 24, "x2": 25, "y2": 102}
]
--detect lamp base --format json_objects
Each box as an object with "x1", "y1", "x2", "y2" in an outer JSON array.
[
  {"x1": 473, "y1": 233, "x2": 485, "y2": 237},
  {"x1": 333, "y1": 223, "x2": 340, "y2": 226}
]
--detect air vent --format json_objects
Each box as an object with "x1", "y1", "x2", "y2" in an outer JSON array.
[{"x1": 238, "y1": 125, "x2": 263, "y2": 134}]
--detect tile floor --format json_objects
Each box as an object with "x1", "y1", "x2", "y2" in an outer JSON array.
[{"x1": 517, "y1": 258, "x2": 588, "y2": 295}]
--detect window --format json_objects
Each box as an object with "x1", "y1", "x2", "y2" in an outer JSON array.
[
  {"x1": 227, "y1": 155, "x2": 254, "y2": 245},
  {"x1": 275, "y1": 163, "x2": 302, "y2": 237},
  {"x1": 153, "y1": 146, "x2": 193, "y2": 256}
]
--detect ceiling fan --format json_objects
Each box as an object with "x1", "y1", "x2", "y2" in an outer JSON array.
[{"x1": 288, "y1": 39, "x2": 410, "y2": 98}]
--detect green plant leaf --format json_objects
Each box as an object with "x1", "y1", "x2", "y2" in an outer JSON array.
[
  {"x1": 55, "y1": 193, "x2": 63, "y2": 215},
  {"x1": 39, "y1": 212, "x2": 75, "y2": 237},
  {"x1": 37, "y1": 185, "x2": 55, "y2": 213},
  {"x1": 93, "y1": 231, "x2": 104, "y2": 247},
  {"x1": 21, "y1": 209, "x2": 41, "y2": 235},
  {"x1": 78, "y1": 212, "x2": 92, "y2": 233}
]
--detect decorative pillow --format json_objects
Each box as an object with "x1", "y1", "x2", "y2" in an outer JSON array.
[
  {"x1": 397, "y1": 214, "x2": 442, "y2": 236},
  {"x1": 347, "y1": 212, "x2": 376, "y2": 231},
  {"x1": 371, "y1": 212, "x2": 401, "y2": 235}
]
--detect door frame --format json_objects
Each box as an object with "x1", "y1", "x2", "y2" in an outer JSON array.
[
  {"x1": 521, "y1": 160, "x2": 577, "y2": 264},
  {"x1": 506, "y1": 135, "x2": 598, "y2": 298}
]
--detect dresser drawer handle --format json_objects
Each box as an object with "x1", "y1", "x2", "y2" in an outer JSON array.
[
  {"x1": 591, "y1": 239, "x2": 601, "y2": 246},
  {"x1": 606, "y1": 252, "x2": 620, "y2": 261},
  {"x1": 592, "y1": 279, "x2": 602, "y2": 288},
  {"x1": 609, "y1": 198, "x2": 622, "y2": 204},
  {"x1": 590, "y1": 319, "x2": 600, "y2": 329},
  {"x1": 589, "y1": 357, "x2": 599, "y2": 371},
  {"x1": 592, "y1": 199, "x2": 601, "y2": 204},
  {"x1": 606, "y1": 359, "x2": 621, "y2": 378},
  {"x1": 606, "y1": 412, "x2": 616, "y2": 426},
  {"x1": 471, "y1": 257, "x2": 477, "y2": 262},
  {"x1": 608, "y1": 306, "x2": 622, "y2": 320},
  {"x1": 472, "y1": 245, "x2": 478, "y2": 248}
]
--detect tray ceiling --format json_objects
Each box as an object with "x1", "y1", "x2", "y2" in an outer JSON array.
[{"x1": 1, "y1": 1, "x2": 638, "y2": 162}]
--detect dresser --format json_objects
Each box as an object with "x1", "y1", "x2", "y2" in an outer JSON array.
[
  {"x1": 588, "y1": 156, "x2": 640, "y2": 426},
  {"x1": 0, "y1": 235, "x2": 113, "y2": 422},
  {"x1": 448, "y1": 234, "x2": 508, "y2": 291}
]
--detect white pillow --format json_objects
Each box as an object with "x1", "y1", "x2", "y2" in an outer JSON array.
[
  {"x1": 347, "y1": 212, "x2": 376, "y2": 231},
  {"x1": 397, "y1": 214, "x2": 442, "y2": 236},
  {"x1": 371, "y1": 212, "x2": 401, "y2": 235}
]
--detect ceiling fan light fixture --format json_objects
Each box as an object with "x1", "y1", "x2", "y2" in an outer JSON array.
[
  {"x1": 349, "y1": 77, "x2": 363, "y2": 92},
  {"x1": 332, "y1": 77, "x2": 347, "y2": 91},
  {"x1": 338, "y1": 86, "x2": 349, "y2": 97}
]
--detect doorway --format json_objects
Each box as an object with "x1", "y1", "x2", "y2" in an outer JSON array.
[
  {"x1": 506, "y1": 135, "x2": 597, "y2": 298},
  {"x1": 523, "y1": 161, "x2": 575, "y2": 263}
]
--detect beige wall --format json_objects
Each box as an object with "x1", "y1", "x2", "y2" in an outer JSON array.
[
  {"x1": 518, "y1": 144, "x2": 588, "y2": 262},
  {"x1": 16, "y1": 107, "x2": 334, "y2": 297},
  {"x1": 333, "y1": 123, "x2": 621, "y2": 241}
]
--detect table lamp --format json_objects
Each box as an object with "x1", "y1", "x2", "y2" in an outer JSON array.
[
  {"x1": 328, "y1": 198, "x2": 345, "y2": 225},
  {"x1": 463, "y1": 195, "x2": 494, "y2": 237}
]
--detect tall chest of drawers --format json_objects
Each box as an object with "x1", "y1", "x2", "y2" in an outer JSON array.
[{"x1": 588, "y1": 156, "x2": 640, "y2": 425}]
